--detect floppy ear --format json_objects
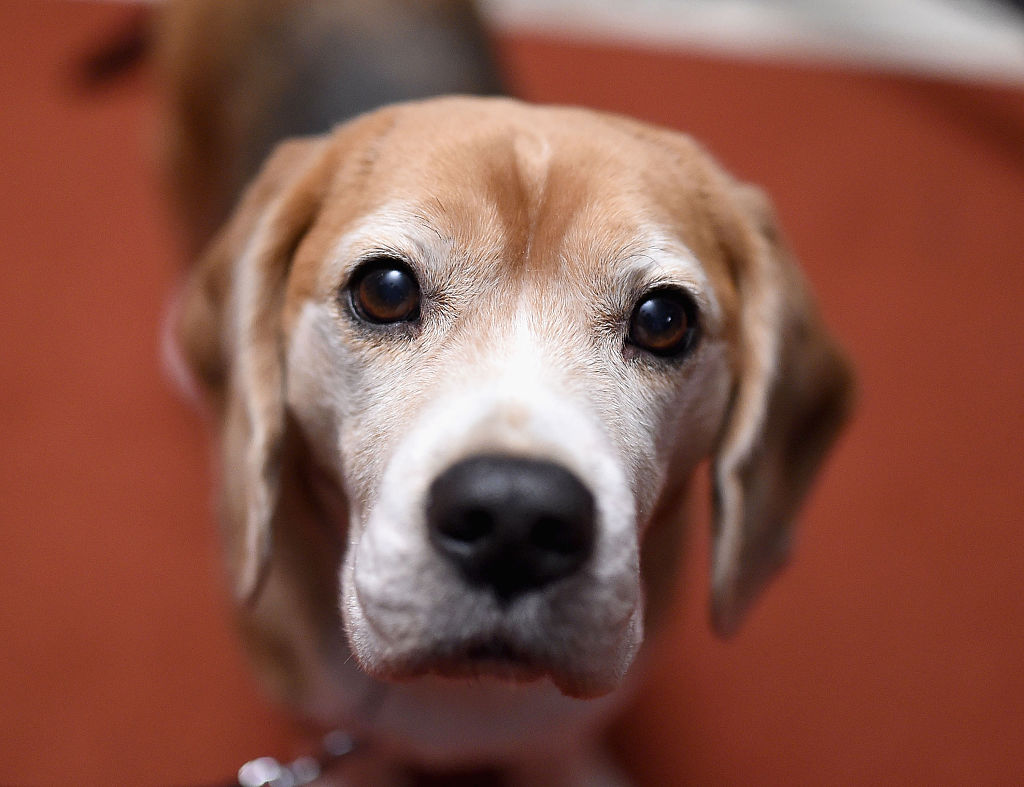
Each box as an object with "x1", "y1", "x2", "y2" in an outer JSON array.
[
  {"x1": 176, "y1": 137, "x2": 333, "y2": 603},
  {"x1": 710, "y1": 184, "x2": 855, "y2": 636}
]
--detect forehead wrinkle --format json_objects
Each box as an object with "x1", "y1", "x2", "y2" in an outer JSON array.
[
  {"x1": 474, "y1": 128, "x2": 593, "y2": 285},
  {"x1": 473, "y1": 137, "x2": 534, "y2": 278},
  {"x1": 513, "y1": 131, "x2": 552, "y2": 250}
]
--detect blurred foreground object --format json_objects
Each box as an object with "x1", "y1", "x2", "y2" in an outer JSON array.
[{"x1": 481, "y1": 0, "x2": 1024, "y2": 86}]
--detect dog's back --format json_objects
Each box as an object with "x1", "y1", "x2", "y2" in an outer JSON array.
[{"x1": 156, "y1": 0, "x2": 501, "y2": 252}]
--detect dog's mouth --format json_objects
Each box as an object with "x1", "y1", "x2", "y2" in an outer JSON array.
[
  {"x1": 462, "y1": 638, "x2": 528, "y2": 663},
  {"x1": 412, "y1": 637, "x2": 549, "y2": 685},
  {"x1": 343, "y1": 440, "x2": 643, "y2": 699},
  {"x1": 363, "y1": 633, "x2": 611, "y2": 694}
]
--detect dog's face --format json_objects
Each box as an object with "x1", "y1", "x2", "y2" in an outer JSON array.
[{"x1": 177, "y1": 98, "x2": 852, "y2": 707}]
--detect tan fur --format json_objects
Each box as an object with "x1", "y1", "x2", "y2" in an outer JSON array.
[{"x1": 177, "y1": 96, "x2": 854, "y2": 774}]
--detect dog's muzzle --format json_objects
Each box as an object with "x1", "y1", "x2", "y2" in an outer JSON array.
[
  {"x1": 342, "y1": 379, "x2": 642, "y2": 697},
  {"x1": 426, "y1": 455, "x2": 596, "y2": 603}
]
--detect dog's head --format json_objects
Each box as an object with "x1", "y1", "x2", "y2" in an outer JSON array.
[{"x1": 177, "y1": 97, "x2": 853, "y2": 703}]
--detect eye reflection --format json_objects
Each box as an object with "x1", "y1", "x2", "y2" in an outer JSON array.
[
  {"x1": 348, "y1": 257, "x2": 421, "y2": 324},
  {"x1": 627, "y1": 288, "x2": 699, "y2": 358}
]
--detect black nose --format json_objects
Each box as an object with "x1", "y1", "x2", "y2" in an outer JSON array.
[{"x1": 426, "y1": 456, "x2": 596, "y2": 602}]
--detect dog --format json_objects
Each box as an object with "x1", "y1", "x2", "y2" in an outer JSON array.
[
  {"x1": 164, "y1": 6, "x2": 854, "y2": 786},
  {"x1": 172, "y1": 95, "x2": 854, "y2": 784}
]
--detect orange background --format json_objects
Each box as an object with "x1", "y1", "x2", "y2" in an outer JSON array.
[{"x1": 2, "y1": 2, "x2": 1023, "y2": 784}]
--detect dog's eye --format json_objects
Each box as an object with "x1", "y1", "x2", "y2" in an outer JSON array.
[
  {"x1": 627, "y1": 288, "x2": 699, "y2": 357},
  {"x1": 348, "y1": 258, "x2": 421, "y2": 324}
]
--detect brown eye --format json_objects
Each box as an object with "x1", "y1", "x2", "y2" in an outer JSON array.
[
  {"x1": 348, "y1": 258, "x2": 421, "y2": 324},
  {"x1": 628, "y1": 288, "x2": 699, "y2": 357}
]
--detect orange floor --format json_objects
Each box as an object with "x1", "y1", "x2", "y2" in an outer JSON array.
[{"x1": 2, "y1": 2, "x2": 1023, "y2": 784}]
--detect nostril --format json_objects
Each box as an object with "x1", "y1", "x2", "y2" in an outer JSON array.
[
  {"x1": 439, "y1": 507, "x2": 494, "y2": 544},
  {"x1": 530, "y1": 515, "x2": 587, "y2": 555}
]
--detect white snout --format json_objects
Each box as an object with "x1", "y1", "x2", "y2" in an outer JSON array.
[{"x1": 343, "y1": 372, "x2": 643, "y2": 698}]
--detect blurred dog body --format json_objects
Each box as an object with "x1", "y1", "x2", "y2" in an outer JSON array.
[{"x1": 156, "y1": 0, "x2": 500, "y2": 253}]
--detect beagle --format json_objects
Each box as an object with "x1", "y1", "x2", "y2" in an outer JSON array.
[{"x1": 174, "y1": 96, "x2": 854, "y2": 783}]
